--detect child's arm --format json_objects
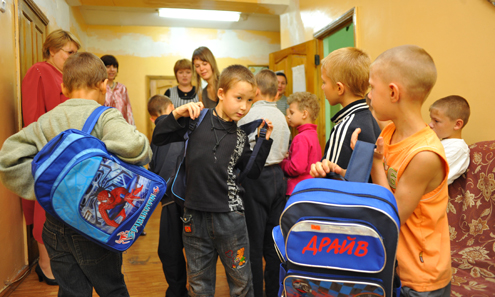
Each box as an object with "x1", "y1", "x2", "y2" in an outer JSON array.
[
  {"x1": 152, "y1": 102, "x2": 204, "y2": 146},
  {"x1": 281, "y1": 136, "x2": 312, "y2": 177}
]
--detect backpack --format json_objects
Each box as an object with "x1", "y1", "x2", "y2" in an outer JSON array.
[
  {"x1": 272, "y1": 141, "x2": 401, "y2": 297},
  {"x1": 169, "y1": 108, "x2": 267, "y2": 207},
  {"x1": 32, "y1": 106, "x2": 166, "y2": 252}
]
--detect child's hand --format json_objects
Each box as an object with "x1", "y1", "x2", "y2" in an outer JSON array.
[
  {"x1": 350, "y1": 128, "x2": 361, "y2": 150},
  {"x1": 374, "y1": 137, "x2": 384, "y2": 161},
  {"x1": 259, "y1": 119, "x2": 273, "y2": 140},
  {"x1": 310, "y1": 160, "x2": 345, "y2": 178},
  {"x1": 173, "y1": 102, "x2": 204, "y2": 120}
]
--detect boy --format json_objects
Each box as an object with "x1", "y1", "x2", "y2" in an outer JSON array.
[
  {"x1": 281, "y1": 92, "x2": 322, "y2": 196},
  {"x1": 0, "y1": 52, "x2": 151, "y2": 296},
  {"x1": 148, "y1": 94, "x2": 188, "y2": 297},
  {"x1": 318, "y1": 47, "x2": 380, "y2": 170},
  {"x1": 237, "y1": 69, "x2": 290, "y2": 297},
  {"x1": 152, "y1": 65, "x2": 274, "y2": 297},
  {"x1": 429, "y1": 95, "x2": 471, "y2": 184},
  {"x1": 311, "y1": 45, "x2": 451, "y2": 296}
]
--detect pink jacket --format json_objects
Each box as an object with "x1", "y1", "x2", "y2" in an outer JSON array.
[{"x1": 280, "y1": 124, "x2": 322, "y2": 195}]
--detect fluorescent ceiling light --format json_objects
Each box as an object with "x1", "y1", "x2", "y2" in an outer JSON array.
[{"x1": 158, "y1": 8, "x2": 241, "y2": 22}]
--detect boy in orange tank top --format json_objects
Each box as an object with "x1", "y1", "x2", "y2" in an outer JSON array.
[{"x1": 311, "y1": 45, "x2": 451, "y2": 297}]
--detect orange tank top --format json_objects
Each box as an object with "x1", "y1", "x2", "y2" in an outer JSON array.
[{"x1": 381, "y1": 123, "x2": 451, "y2": 292}]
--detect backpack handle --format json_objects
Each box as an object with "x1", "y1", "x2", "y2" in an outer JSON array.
[{"x1": 82, "y1": 106, "x2": 112, "y2": 134}]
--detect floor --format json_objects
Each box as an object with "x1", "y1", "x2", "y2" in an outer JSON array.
[{"x1": 8, "y1": 205, "x2": 231, "y2": 296}]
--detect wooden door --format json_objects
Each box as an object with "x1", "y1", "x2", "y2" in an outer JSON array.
[
  {"x1": 146, "y1": 76, "x2": 177, "y2": 140},
  {"x1": 18, "y1": 0, "x2": 48, "y2": 265},
  {"x1": 269, "y1": 40, "x2": 326, "y2": 150}
]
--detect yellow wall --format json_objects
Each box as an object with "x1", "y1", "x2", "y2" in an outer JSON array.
[
  {"x1": 281, "y1": 0, "x2": 495, "y2": 145},
  {"x1": 0, "y1": 0, "x2": 26, "y2": 289},
  {"x1": 87, "y1": 25, "x2": 281, "y2": 138}
]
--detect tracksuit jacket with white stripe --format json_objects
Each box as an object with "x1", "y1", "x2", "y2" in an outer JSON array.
[{"x1": 323, "y1": 99, "x2": 381, "y2": 169}]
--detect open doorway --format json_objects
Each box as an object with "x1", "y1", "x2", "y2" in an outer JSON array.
[{"x1": 145, "y1": 75, "x2": 176, "y2": 140}]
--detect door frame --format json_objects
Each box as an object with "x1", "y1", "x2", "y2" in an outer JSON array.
[{"x1": 313, "y1": 7, "x2": 357, "y2": 142}]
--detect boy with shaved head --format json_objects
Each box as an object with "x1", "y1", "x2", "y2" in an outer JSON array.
[{"x1": 311, "y1": 45, "x2": 451, "y2": 296}]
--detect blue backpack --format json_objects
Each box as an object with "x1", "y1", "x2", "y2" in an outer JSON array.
[
  {"x1": 272, "y1": 141, "x2": 401, "y2": 297},
  {"x1": 32, "y1": 106, "x2": 166, "y2": 252}
]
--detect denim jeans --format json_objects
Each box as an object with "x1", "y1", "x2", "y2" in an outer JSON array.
[
  {"x1": 42, "y1": 214, "x2": 129, "y2": 297},
  {"x1": 182, "y1": 208, "x2": 253, "y2": 297}
]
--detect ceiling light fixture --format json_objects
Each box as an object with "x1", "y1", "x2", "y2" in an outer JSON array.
[{"x1": 158, "y1": 8, "x2": 241, "y2": 22}]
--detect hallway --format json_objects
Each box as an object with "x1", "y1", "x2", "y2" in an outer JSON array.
[{"x1": 8, "y1": 205, "x2": 230, "y2": 296}]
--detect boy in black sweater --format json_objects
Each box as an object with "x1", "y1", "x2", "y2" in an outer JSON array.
[
  {"x1": 152, "y1": 65, "x2": 273, "y2": 297},
  {"x1": 316, "y1": 47, "x2": 380, "y2": 171},
  {"x1": 148, "y1": 94, "x2": 188, "y2": 297}
]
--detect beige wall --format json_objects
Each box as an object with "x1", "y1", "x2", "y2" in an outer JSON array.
[
  {"x1": 87, "y1": 25, "x2": 281, "y2": 138},
  {"x1": 281, "y1": 0, "x2": 495, "y2": 145},
  {"x1": 0, "y1": 0, "x2": 28, "y2": 289}
]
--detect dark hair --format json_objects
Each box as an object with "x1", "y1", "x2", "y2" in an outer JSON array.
[
  {"x1": 276, "y1": 72, "x2": 287, "y2": 83},
  {"x1": 100, "y1": 55, "x2": 119, "y2": 69},
  {"x1": 63, "y1": 52, "x2": 107, "y2": 93},
  {"x1": 148, "y1": 95, "x2": 173, "y2": 117}
]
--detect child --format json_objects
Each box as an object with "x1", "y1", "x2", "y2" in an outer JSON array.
[
  {"x1": 429, "y1": 95, "x2": 471, "y2": 185},
  {"x1": 152, "y1": 64, "x2": 273, "y2": 297},
  {"x1": 164, "y1": 59, "x2": 199, "y2": 108},
  {"x1": 148, "y1": 94, "x2": 188, "y2": 297},
  {"x1": 281, "y1": 92, "x2": 322, "y2": 196},
  {"x1": 237, "y1": 69, "x2": 290, "y2": 297},
  {"x1": 318, "y1": 47, "x2": 380, "y2": 171},
  {"x1": 366, "y1": 92, "x2": 391, "y2": 130},
  {"x1": 0, "y1": 52, "x2": 151, "y2": 296},
  {"x1": 311, "y1": 45, "x2": 452, "y2": 296}
]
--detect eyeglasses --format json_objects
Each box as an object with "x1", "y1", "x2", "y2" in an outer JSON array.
[{"x1": 60, "y1": 48, "x2": 77, "y2": 55}]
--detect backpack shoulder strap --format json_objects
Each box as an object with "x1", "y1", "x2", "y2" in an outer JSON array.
[
  {"x1": 82, "y1": 106, "x2": 112, "y2": 134},
  {"x1": 344, "y1": 140, "x2": 376, "y2": 183},
  {"x1": 238, "y1": 120, "x2": 267, "y2": 183},
  {"x1": 183, "y1": 108, "x2": 208, "y2": 156}
]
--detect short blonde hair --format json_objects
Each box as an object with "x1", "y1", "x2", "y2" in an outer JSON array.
[
  {"x1": 173, "y1": 59, "x2": 193, "y2": 83},
  {"x1": 287, "y1": 92, "x2": 320, "y2": 121},
  {"x1": 42, "y1": 29, "x2": 81, "y2": 60},
  {"x1": 63, "y1": 52, "x2": 107, "y2": 94},
  {"x1": 372, "y1": 45, "x2": 437, "y2": 102},
  {"x1": 148, "y1": 95, "x2": 173, "y2": 117},
  {"x1": 218, "y1": 65, "x2": 256, "y2": 95},
  {"x1": 430, "y1": 95, "x2": 470, "y2": 127},
  {"x1": 321, "y1": 47, "x2": 371, "y2": 98},
  {"x1": 255, "y1": 69, "x2": 278, "y2": 98}
]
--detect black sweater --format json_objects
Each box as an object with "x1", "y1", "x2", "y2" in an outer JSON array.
[
  {"x1": 152, "y1": 109, "x2": 273, "y2": 212},
  {"x1": 322, "y1": 99, "x2": 381, "y2": 169}
]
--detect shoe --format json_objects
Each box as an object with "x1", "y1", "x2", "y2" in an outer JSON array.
[
  {"x1": 140, "y1": 230, "x2": 147, "y2": 236},
  {"x1": 35, "y1": 264, "x2": 58, "y2": 286}
]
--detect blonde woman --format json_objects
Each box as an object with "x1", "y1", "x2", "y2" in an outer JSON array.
[
  {"x1": 21, "y1": 29, "x2": 81, "y2": 285},
  {"x1": 192, "y1": 46, "x2": 220, "y2": 108}
]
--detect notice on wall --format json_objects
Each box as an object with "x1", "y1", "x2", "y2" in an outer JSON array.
[{"x1": 292, "y1": 64, "x2": 306, "y2": 93}]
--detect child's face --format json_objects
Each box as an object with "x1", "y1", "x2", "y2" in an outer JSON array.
[
  {"x1": 429, "y1": 107, "x2": 457, "y2": 139},
  {"x1": 217, "y1": 81, "x2": 255, "y2": 122},
  {"x1": 287, "y1": 102, "x2": 305, "y2": 128},
  {"x1": 368, "y1": 66, "x2": 391, "y2": 121},
  {"x1": 177, "y1": 69, "x2": 192, "y2": 86},
  {"x1": 194, "y1": 59, "x2": 213, "y2": 81},
  {"x1": 321, "y1": 67, "x2": 340, "y2": 106}
]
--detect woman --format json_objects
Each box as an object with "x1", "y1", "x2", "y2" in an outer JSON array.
[
  {"x1": 100, "y1": 55, "x2": 135, "y2": 125},
  {"x1": 275, "y1": 72, "x2": 289, "y2": 116},
  {"x1": 192, "y1": 47, "x2": 220, "y2": 108},
  {"x1": 21, "y1": 29, "x2": 81, "y2": 285},
  {"x1": 164, "y1": 59, "x2": 199, "y2": 107}
]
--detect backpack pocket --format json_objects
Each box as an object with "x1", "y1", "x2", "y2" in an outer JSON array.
[{"x1": 285, "y1": 220, "x2": 386, "y2": 273}]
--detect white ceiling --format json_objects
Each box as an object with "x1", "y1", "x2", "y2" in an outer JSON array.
[{"x1": 78, "y1": 5, "x2": 281, "y2": 31}]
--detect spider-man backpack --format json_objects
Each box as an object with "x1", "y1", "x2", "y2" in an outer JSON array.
[
  {"x1": 32, "y1": 106, "x2": 166, "y2": 252},
  {"x1": 272, "y1": 141, "x2": 401, "y2": 297}
]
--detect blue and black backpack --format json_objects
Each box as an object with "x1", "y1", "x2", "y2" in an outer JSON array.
[
  {"x1": 272, "y1": 141, "x2": 401, "y2": 297},
  {"x1": 32, "y1": 106, "x2": 166, "y2": 252}
]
